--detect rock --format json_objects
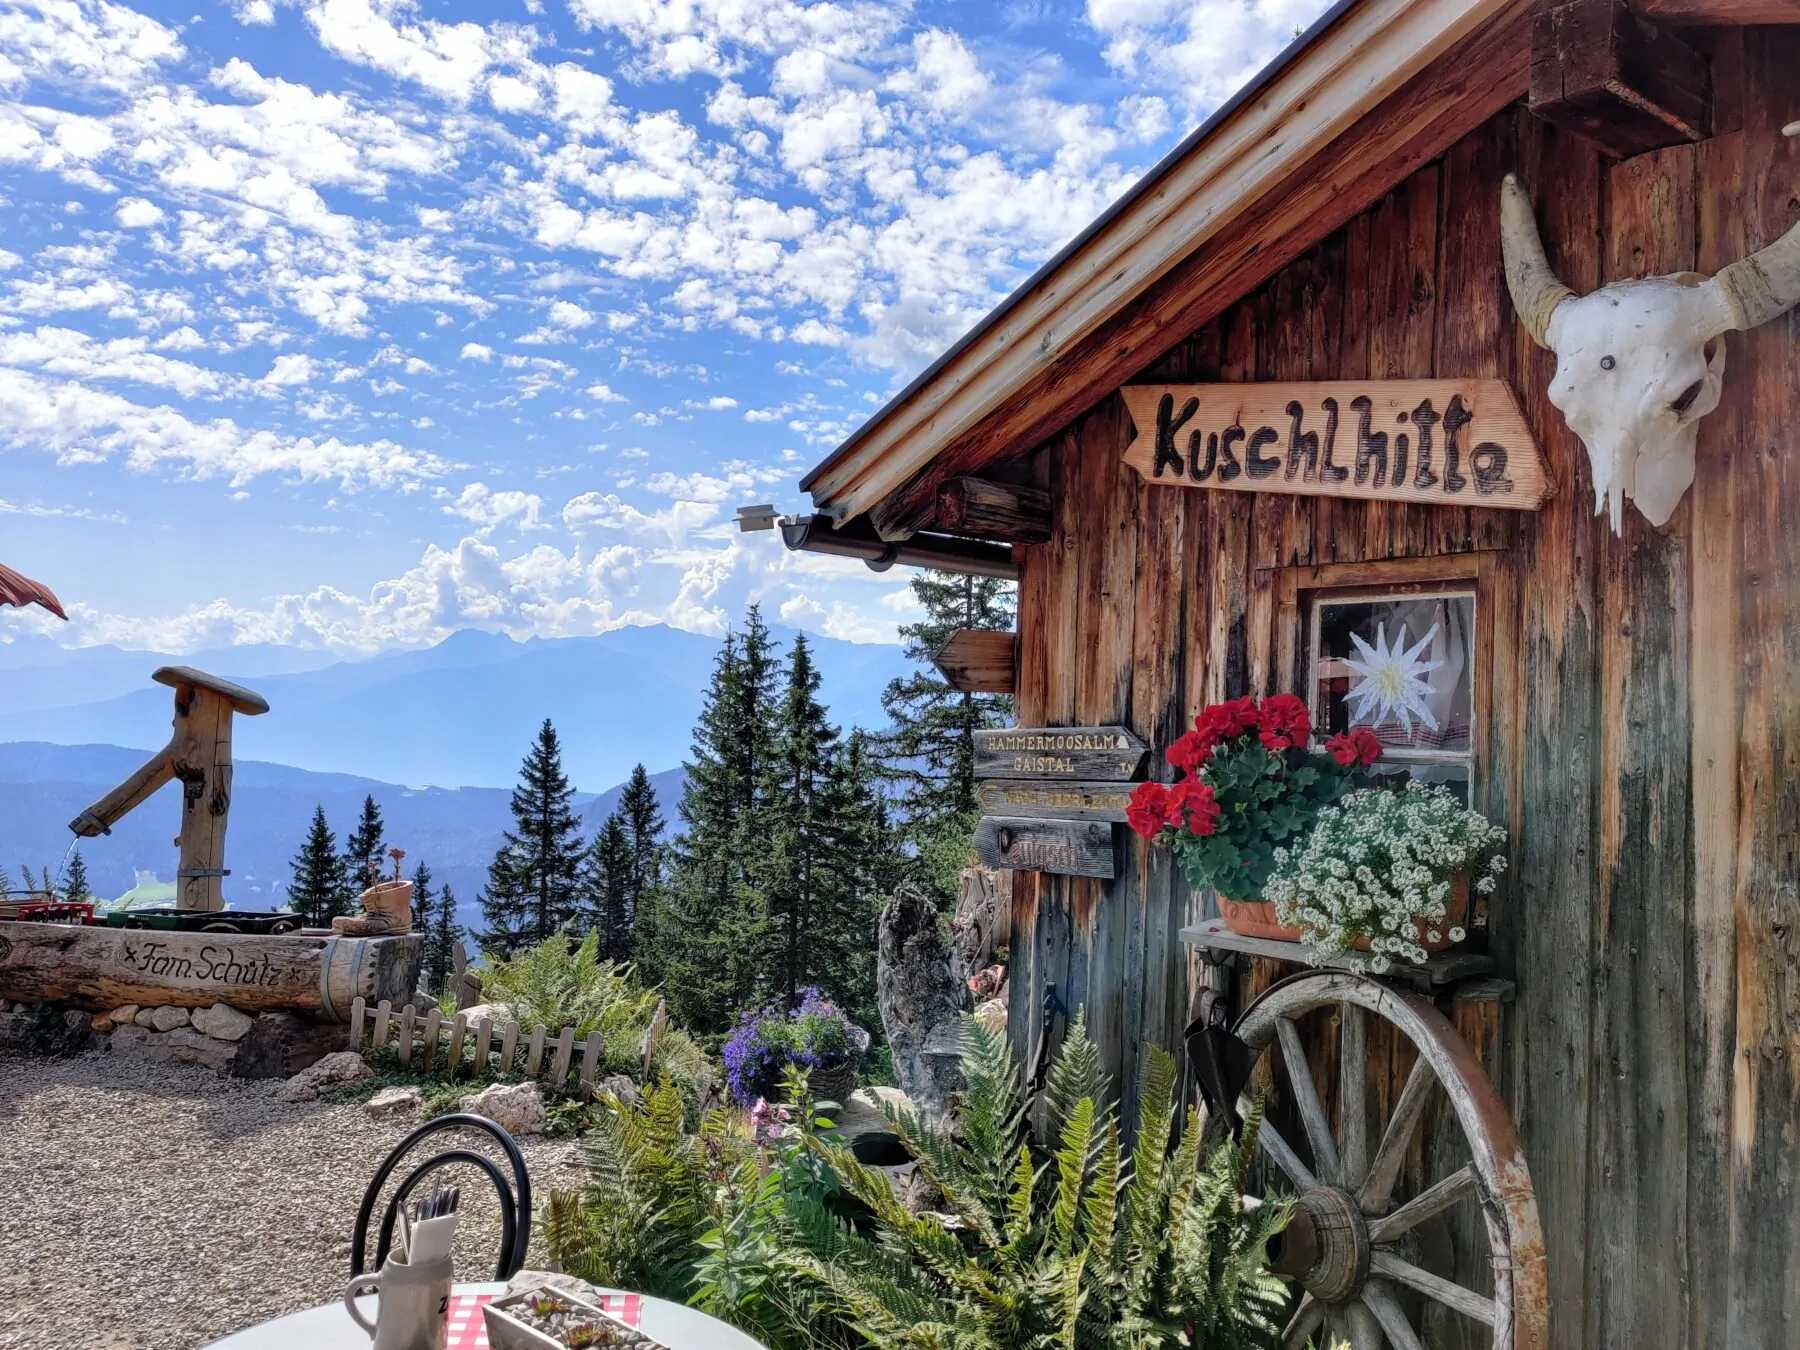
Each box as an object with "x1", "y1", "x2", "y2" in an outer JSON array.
[
  {"x1": 365, "y1": 1086, "x2": 425, "y2": 1119},
  {"x1": 148, "y1": 1006, "x2": 191, "y2": 1032},
  {"x1": 456, "y1": 1003, "x2": 510, "y2": 1028},
  {"x1": 111, "y1": 1004, "x2": 139, "y2": 1027},
  {"x1": 90, "y1": 1011, "x2": 116, "y2": 1033},
  {"x1": 110, "y1": 1024, "x2": 239, "y2": 1074},
  {"x1": 277, "y1": 1050, "x2": 373, "y2": 1102},
  {"x1": 876, "y1": 883, "x2": 969, "y2": 1123},
  {"x1": 974, "y1": 997, "x2": 1008, "y2": 1034},
  {"x1": 134, "y1": 1008, "x2": 159, "y2": 1028},
  {"x1": 599, "y1": 1074, "x2": 640, "y2": 1106},
  {"x1": 191, "y1": 1003, "x2": 254, "y2": 1042},
  {"x1": 458, "y1": 1080, "x2": 545, "y2": 1136}
]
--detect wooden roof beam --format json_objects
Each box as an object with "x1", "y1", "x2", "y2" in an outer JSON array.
[
  {"x1": 1530, "y1": 0, "x2": 1711, "y2": 158},
  {"x1": 801, "y1": 0, "x2": 1537, "y2": 523},
  {"x1": 851, "y1": 0, "x2": 1537, "y2": 532},
  {"x1": 873, "y1": 476, "x2": 1053, "y2": 544},
  {"x1": 1634, "y1": 0, "x2": 1800, "y2": 22}
]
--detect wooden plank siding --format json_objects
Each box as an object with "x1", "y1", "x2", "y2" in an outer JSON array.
[{"x1": 1000, "y1": 30, "x2": 1800, "y2": 1346}]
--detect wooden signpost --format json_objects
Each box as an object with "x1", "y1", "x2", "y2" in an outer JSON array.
[
  {"x1": 977, "y1": 780, "x2": 1132, "y2": 822},
  {"x1": 975, "y1": 818, "x2": 1115, "y2": 879},
  {"x1": 1119, "y1": 379, "x2": 1552, "y2": 511},
  {"x1": 933, "y1": 628, "x2": 1017, "y2": 694},
  {"x1": 974, "y1": 726, "x2": 1148, "y2": 781}
]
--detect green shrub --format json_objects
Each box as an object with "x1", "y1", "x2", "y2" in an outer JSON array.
[{"x1": 480, "y1": 931, "x2": 712, "y2": 1107}]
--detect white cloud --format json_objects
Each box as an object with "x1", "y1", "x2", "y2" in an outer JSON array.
[
  {"x1": 548, "y1": 299, "x2": 594, "y2": 328},
  {"x1": 115, "y1": 196, "x2": 165, "y2": 227},
  {"x1": 263, "y1": 352, "x2": 316, "y2": 386},
  {"x1": 585, "y1": 380, "x2": 626, "y2": 402},
  {"x1": 460, "y1": 342, "x2": 494, "y2": 361},
  {"x1": 443, "y1": 480, "x2": 545, "y2": 533},
  {"x1": 1085, "y1": 0, "x2": 1329, "y2": 111}
]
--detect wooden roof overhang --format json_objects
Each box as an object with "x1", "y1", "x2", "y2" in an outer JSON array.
[{"x1": 799, "y1": 0, "x2": 1547, "y2": 538}]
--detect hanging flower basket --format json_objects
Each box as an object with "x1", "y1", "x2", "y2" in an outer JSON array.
[{"x1": 1125, "y1": 696, "x2": 1384, "y2": 940}]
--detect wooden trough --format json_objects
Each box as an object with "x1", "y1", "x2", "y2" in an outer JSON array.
[{"x1": 0, "y1": 923, "x2": 420, "y2": 1022}]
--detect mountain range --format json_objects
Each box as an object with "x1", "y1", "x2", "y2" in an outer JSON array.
[{"x1": 0, "y1": 622, "x2": 915, "y2": 924}]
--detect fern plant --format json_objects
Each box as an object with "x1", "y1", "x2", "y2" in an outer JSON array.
[{"x1": 781, "y1": 1012, "x2": 1291, "y2": 1349}]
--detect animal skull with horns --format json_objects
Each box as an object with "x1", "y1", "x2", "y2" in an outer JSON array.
[{"x1": 1500, "y1": 172, "x2": 1800, "y2": 531}]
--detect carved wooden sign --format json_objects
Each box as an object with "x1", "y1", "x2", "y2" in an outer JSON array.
[
  {"x1": 975, "y1": 817, "x2": 1116, "y2": 879},
  {"x1": 974, "y1": 726, "x2": 1149, "y2": 781},
  {"x1": 977, "y1": 780, "x2": 1133, "y2": 822},
  {"x1": 1120, "y1": 380, "x2": 1552, "y2": 511}
]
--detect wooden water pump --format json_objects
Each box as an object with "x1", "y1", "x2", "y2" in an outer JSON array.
[{"x1": 69, "y1": 666, "x2": 269, "y2": 912}]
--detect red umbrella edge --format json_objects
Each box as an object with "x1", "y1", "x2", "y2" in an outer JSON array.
[{"x1": 0, "y1": 562, "x2": 68, "y2": 619}]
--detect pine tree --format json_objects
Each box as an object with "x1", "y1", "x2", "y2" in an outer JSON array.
[
  {"x1": 60, "y1": 849, "x2": 92, "y2": 903},
  {"x1": 617, "y1": 763, "x2": 665, "y2": 956},
  {"x1": 288, "y1": 806, "x2": 350, "y2": 926},
  {"x1": 344, "y1": 794, "x2": 386, "y2": 894},
  {"x1": 410, "y1": 860, "x2": 434, "y2": 935},
  {"x1": 478, "y1": 718, "x2": 584, "y2": 958},
  {"x1": 650, "y1": 608, "x2": 780, "y2": 1028},
  {"x1": 580, "y1": 812, "x2": 634, "y2": 963},
  {"x1": 418, "y1": 861, "x2": 462, "y2": 997},
  {"x1": 879, "y1": 570, "x2": 1015, "y2": 895}
]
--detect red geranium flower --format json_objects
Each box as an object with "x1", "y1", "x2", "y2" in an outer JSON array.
[
  {"x1": 1193, "y1": 695, "x2": 1258, "y2": 753},
  {"x1": 1325, "y1": 725, "x2": 1384, "y2": 767},
  {"x1": 1126, "y1": 782, "x2": 1173, "y2": 839},
  {"x1": 1257, "y1": 693, "x2": 1312, "y2": 750},
  {"x1": 1167, "y1": 778, "x2": 1221, "y2": 836},
  {"x1": 1165, "y1": 729, "x2": 1211, "y2": 773}
]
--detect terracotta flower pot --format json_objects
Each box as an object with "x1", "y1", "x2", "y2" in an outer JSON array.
[
  {"x1": 1352, "y1": 872, "x2": 1471, "y2": 954},
  {"x1": 1217, "y1": 895, "x2": 1304, "y2": 941}
]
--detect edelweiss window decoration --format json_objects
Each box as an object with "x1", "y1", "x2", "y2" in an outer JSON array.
[
  {"x1": 1500, "y1": 171, "x2": 1800, "y2": 532},
  {"x1": 1341, "y1": 622, "x2": 1444, "y2": 735}
]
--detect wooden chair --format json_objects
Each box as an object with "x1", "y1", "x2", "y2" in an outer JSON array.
[{"x1": 350, "y1": 1113, "x2": 533, "y2": 1280}]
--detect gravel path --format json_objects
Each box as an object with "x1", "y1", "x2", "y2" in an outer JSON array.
[{"x1": 0, "y1": 1051, "x2": 585, "y2": 1350}]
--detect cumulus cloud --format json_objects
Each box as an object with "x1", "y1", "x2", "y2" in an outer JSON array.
[{"x1": 443, "y1": 481, "x2": 545, "y2": 533}]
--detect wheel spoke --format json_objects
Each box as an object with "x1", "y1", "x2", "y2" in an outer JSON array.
[
  {"x1": 1367, "y1": 1162, "x2": 1479, "y2": 1244},
  {"x1": 1361, "y1": 1281, "x2": 1425, "y2": 1350},
  {"x1": 1358, "y1": 1053, "x2": 1436, "y2": 1213},
  {"x1": 1343, "y1": 1300, "x2": 1383, "y2": 1350},
  {"x1": 1369, "y1": 1250, "x2": 1496, "y2": 1326},
  {"x1": 1281, "y1": 1293, "x2": 1323, "y2": 1349},
  {"x1": 1276, "y1": 1016, "x2": 1341, "y2": 1186},
  {"x1": 1253, "y1": 1114, "x2": 1321, "y2": 1194},
  {"x1": 1338, "y1": 1002, "x2": 1369, "y2": 1189}
]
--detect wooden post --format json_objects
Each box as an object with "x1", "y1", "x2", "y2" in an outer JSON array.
[
  {"x1": 498, "y1": 1020, "x2": 519, "y2": 1076},
  {"x1": 1529, "y1": 0, "x2": 1711, "y2": 157},
  {"x1": 372, "y1": 999, "x2": 392, "y2": 1052},
  {"x1": 421, "y1": 1006, "x2": 442, "y2": 1073},
  {"x1": 551, "y1": 1026, "x2": 576, "y2": 1089},
  {"x1": 525, "y1": 1025, "x2": 547, "y2": 1079},
  {"x1": 446, "y1": 1013, "x2": 468, "y2": 1075},
  {"x1": 579, "y1": 1031, "x2": 602, "y2": 1100},
  {"x1": 934, "y1": 476, "x2": 1053, "y2": 543},
  {"x1": 348, "y1": 996, "x2": 366, "y2": 1051},
  {"x1": 473, "y1": 1017, "x2": 494, "y2": 1078},
  {"x1": 65, "y1": 667, "x2": 269, "y2": 913},
  {"x1": 397, "y1": 1005, "x2": 416, "y2": 1068}
]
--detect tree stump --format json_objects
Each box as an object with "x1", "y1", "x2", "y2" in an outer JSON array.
[{"x1": 876, "y1": 883, "x2": 970, "y2": 1122}]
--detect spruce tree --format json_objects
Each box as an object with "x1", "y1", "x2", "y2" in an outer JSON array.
[
  {"x1": 288, "y1": 806, "x2": 350, "y2": 926},
  {"x1": 418, "y1": 863, "x2": 462, "y2": 997},
  {"x1": 617, "y1": 763, "x2": 665, "y2": 953},
  {"x1": 60, "y1": 849, "x2": 92, "y2": 903},
  {"x1": 478, "y1": 718, "x2": 584, "y2": 958},
  {"x1": 344, "y1": 794, "x2": 386, "y2": 894},
  {"x1": 652, "y1": 609, "x2": 780, "y2": 1029},
  {"x1": 580, "y1": 813, "x2": 634, "y2": 963},
  {"x1": 879, "y1": 570, "x2": 1015, "y2": 894},
  {"x1": 410, "y1": 860, "x2": 434, "y2": 935}
]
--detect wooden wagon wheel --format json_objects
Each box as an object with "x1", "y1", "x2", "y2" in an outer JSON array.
[{"x1": 1233, "y1": 972, "x2": 1548, "y2": 1350}]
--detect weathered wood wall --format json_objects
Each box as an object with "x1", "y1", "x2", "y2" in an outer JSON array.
[{"x1": 1005, "y1": 27, "x2": 1799, "y2": 1349}]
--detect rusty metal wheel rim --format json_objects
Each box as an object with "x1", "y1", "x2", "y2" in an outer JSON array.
[{"x1": 1235, "y1": 972, "x2": 1548, "y2": 1350}]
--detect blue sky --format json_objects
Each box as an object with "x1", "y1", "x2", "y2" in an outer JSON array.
[{"x1": 0, "y1": 0, "x2": 1325, "y2": 654}]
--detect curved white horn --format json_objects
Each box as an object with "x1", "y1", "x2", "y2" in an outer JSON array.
[
  {"x1": 1707, "y1": 212, "x2": 1800, "y2": 332},
  {"x1": 1500, "y1": 174, "x2": 1575, "y2": 348}
]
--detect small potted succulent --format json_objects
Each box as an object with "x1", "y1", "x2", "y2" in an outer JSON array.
[
  {"x1": 722, "y1": 987, "x2": 869, "y2": 1108},
  {"x1": 1126, "y1": 694, "x2": 1382, "y2": 938},
  {"x1": 1261, "y1": 780, "x2": 1507, "y2": 970}
]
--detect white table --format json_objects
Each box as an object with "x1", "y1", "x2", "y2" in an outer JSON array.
[{"x1": 201, "y1": 1281, "x2": 767, "y2": 1348}]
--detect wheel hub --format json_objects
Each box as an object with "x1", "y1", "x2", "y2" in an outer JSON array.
[{"x1": 1269, "y1": 1186, "x2": 1371, "y2": 1304}]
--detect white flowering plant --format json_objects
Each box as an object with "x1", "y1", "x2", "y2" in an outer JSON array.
[{"x1": 1262, "y1": 781, "x2": 1506, "y2": 971}]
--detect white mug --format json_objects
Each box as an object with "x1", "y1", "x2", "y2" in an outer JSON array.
[{"x1": 343, "y1": 1253, "x2": 452, "y2": 1350}]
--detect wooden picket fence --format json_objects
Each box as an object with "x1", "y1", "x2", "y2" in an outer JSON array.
[{"x1": 346, "y1": 996, "x2": 608, "y2": 1100}]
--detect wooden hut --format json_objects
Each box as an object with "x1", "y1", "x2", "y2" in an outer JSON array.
[{"x1": 775, "y1": 2, "x2": 1800, "y2": 1346}]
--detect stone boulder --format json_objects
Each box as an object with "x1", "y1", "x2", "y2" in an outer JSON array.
[
  {"x1": 278, "y1": 1050, "x2": 373, "y2": 1102},
  {"x1": 147, "y1": 1006, "x2": 191, "y2": 1032},
  {"x1": 191, "y1": 1003, "x2": 254, "y2": 1042},
  {"x1": 110, "y1": 1024, "x2": 238, "y2": 1074},
  {"x1": 366, "y1": 1086, "x2": 426, "y2": 1119},
  {"x1": 456, "y1": 1003, "x2": 512, "y2": 1028},
  {"x1": 458, "y1": 1081, "x2": 545, "y2": 1136},
  {"x1": 111, "y1": 1004, "x2": 139, "y2": 1026}
]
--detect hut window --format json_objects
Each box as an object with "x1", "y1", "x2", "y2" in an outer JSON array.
[{"x1": 1308, "y1": 589, "x2": 1476, "y2": 799}]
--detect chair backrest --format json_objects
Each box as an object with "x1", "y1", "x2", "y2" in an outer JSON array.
[{"x1": 351, "y1": 1113, "x2": 533, "y2": 1280}]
